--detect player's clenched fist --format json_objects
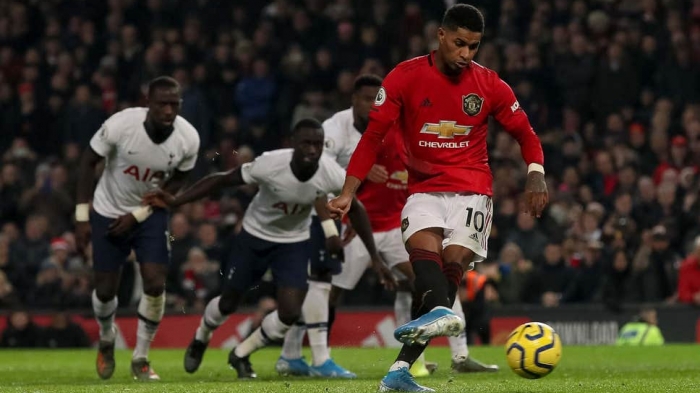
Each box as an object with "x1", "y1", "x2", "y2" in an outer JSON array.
[
  {"x1": 524, "y1": 172, "x2": 548, "y2": 218},
  {"x1": 143, "y1": 189, "x2": 177, "y2": 209},
  {"x1": 326, "y1": 193, "x2": 352, "y2": 220}
]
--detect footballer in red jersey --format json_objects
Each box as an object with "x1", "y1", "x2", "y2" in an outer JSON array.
[{"x1": 327, "y1": 4, "x2": 547, "y2": 392}]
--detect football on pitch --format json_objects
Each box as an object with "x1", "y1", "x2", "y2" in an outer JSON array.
[{"x1": 505, "y1": 322, "x2": 562, "y2": 379}]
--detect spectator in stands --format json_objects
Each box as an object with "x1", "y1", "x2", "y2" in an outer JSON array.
[
  {"x1": 1, "y1": 0, "x2": 700, "y2": 313},
  {"x1": 0, "y1": 270, "x2": 19, "y2": 308},
  {"x1": 564, "y1": 240, "x2": 604, "y2": 303},
  {"x1": 506, "y1": 213, "x2": 548, "y2": 262},
  {"x1": 0, "y1": 310, "x2": 41, "y2": 348},
  {"x1": 678, "y1": 236, "x2": 700, "y2": 306},
  {"x1": 181, "y1": 247, "x2": 220, "y2": 312},
  {"x1": 631, "y1": 225, "x2": 680, "y2": 302},
  {"x1": 40, "y1": 312, "x2": 90, "y2": 348},
  {"x1": 599, "y1": 249, "x2": 635, "y2": 311},
  {"x1": 522, "y1": 242, "x2": 575, "y2": 307}
]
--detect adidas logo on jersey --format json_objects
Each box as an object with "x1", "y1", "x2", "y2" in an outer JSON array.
[
  {"x1": 420, "y1": 98, "x2": 432, "y2": 107},
  {"x1": 469, "y1": 233, "x2": 479, "y2": 242}
]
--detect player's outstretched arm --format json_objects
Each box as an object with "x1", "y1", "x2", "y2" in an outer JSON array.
[
  {"x1": 144, "y1": 167, "x2": 244, "y2": 208},
  {"x1": 347, "y1": 197, "x2": 397, "y2": 290},
  {"x1": 161, "y1": 169, "x2": 192, "y2": 194}
]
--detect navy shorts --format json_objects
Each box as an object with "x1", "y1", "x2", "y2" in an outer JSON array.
[
  {"x1": 90, "y1": 209, "x2": 170, "y2": 272},
  {"x1": 308, "y1": 215, "x2": 343, "y2": 276},
  {"x1": 223, "y1": 229, "x2": 310, "y2": 292}
]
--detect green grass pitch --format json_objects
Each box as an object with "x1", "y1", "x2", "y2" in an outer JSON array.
[{"x1": 0, "y1": 345, "x2": 698, "y2": 392}]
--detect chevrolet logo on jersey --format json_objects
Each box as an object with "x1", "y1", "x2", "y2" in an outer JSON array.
[
  {"x1": 389, "y1": 170, "x2": 408, "y2": 184},
  {"x1": 419, "y1": 121, "x2": 473, "y2": 139}
]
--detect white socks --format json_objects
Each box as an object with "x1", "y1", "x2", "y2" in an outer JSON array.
[
  {"x1": 281, "y1": 322, "x2": 305, "y2": 359},
  {"x1": 390, "y1": 361, "x2": 410, "y2": 371},
  {"x1": 195, "y1": 296, "x2": 227, "y2": 343},
  {"x1": 449, "y1": 297, "x2": 469, "y2": 360},
  {"x1": 303, "y1": 281, "x2": 331, "y2": 366},
  {"x1": 92, "y1": 290, "x2": 118, "y2": 342},
  {"x1": 394, "y1": 291, "x2": 412, "y2": 326},
  {"x1": 235, "y1": 310, "x2": 290, "y2": 358},
  {"x1": 133, "y1": 293, "x2": 165, "y2": 360}
]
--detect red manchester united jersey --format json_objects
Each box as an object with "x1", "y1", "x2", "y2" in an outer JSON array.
[
  {"x1": 347, "y1": 51, "x2": 544, "y2": 196},
  {"x1": 356, "y1": 127, "x2": 408, "y2": 232}
]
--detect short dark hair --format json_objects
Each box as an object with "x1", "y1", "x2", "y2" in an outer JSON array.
[
  {"x1": 292, "y1": 118, "x2": 323, "y2": 134},
  {"x1": 442, "y1": 4, "x2": 485, "y2": 34},
  {"x1": 148, "y1": 76, "x2": 180, "y2": 96},
  {"x1": 353, "y1": 74, "x2": 382, "y2": 92}
]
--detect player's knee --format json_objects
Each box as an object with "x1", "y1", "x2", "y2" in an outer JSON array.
[
  {"x1": 217, "y1": 292, "x2": 239, "y2": 315},
  {"x1": 308, "y1": 271, "x2": 332, "y2": 283},
  {"x1": 141, "y1": 278, "x2": 165, "y2": 297},
  {"x1": 93, "y1": 275, "x2": 118, "y2": 301},
  {"x1": 94, "y1": 287, "x2": 116, "y2": 303},
  {"x1": 442, "y1": 246, "x2": 475, "y2": 270},
  {"x1": 277, "y1": 308, "x2": 301, "y2": 326}
]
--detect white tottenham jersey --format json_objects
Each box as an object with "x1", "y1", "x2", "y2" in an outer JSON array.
[
  {"x1": 241, "y1": 149, "x2": 345, "y2": 243},
  {"x1": 322, "y1": 108, "x2": 362, "y2": 169},
  {"x1": 90, "y1": 108, "x2": 200, "y2": 218}
]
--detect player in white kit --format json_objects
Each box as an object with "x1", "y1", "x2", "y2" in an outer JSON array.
[
  {"x1": 75, "y1": 76, "x2": 200, "y2": 381},
  {"x1": 278, "y1": 75, "x2": 497, "y2": 379},
  {"x1": 142, "y1": 118, "x2": 393, "y2": 378}
]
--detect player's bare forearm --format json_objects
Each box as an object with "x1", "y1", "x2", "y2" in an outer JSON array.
[
  {"x1": 161, "y1": 169, "x2": 191, "y2": 194},
  {"x1": 172, "y1": 167, "x2": 243, "y2": 207},
  {"x1": 347, "y1": 197, "x2": 378, "y2": 256},
  {"x1": 314, "y1": 196, "x2": 332, "y2": 220},
  {"x1": 76, "y1": 147, "x2": 104, "y2": 204},
  {"x1": 340, "y1": 176, "x2": 363, "y2": 197}
]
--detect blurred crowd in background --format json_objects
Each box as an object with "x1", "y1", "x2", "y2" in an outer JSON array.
[{"x1": 2, "y1": 0, "x2": 700, "y2": 324}]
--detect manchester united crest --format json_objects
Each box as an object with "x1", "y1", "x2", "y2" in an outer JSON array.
[
  {"x1": 401, "y1": 217, "x2": 409, "y2": 233},
  {"x1": 463, "y1": 93, "x2": 483, "y2": 116}
]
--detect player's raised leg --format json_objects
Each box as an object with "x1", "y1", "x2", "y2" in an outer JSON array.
[
  {"x1": 233, "y1": 239, "x2": 309, "y2": 378},
  {"x1": 393, "y1": 228, "x2": 464, "y2": 344},
  {"x1": 442, "y1": 194, "x2": 498, "y2": 373},
  {"x1": 184, "y1": 230, "x2": 259, "y2": 376},
  {"x1": 380, "y1": 226, "x2": 462, "y2": 393}
]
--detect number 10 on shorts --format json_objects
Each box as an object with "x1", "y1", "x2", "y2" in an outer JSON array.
[{"x1": 464, "y1": 207, "x2": 485, "y2": 232}]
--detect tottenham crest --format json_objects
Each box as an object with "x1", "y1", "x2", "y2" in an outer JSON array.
[
  {"x1": 463, "y1": 93, "x2": 483, "y2": 116},
  {"x1": 401, "y1": 217, "x2": 409, "y2": 233}
]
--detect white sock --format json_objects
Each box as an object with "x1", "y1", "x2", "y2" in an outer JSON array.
[
  {"x1": 304, "y1": 281, "x2": 331, "y2": 366},
  {"x1": 394, "y1": 291, "x2": 412, "y2": 326},
  {"x1": 92, "y1": 290, "x2": 118, "y2": 342},
  {"x1": 449, "y1": 297, "x2": 469, "y2": 360},
  {"x1": 235, "y1": 310, "x2": 289, "y2": 358},
  {"x1": 195, "y1": 296, "x2": 228, "y2": 343},
  {"x1": 390, "y1": 361, "x2": 410, "y2": 371},
  {"x1": 281, "y1": 321, "x2": 305, "y2": 359},
  {"x1": 133, "y1": 293, "x2": 165, "y2": 360}
]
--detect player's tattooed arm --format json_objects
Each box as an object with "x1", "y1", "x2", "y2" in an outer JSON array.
[
  {"x1": 143, "y1": 167, "x2": 244, "y2": 208},
  {"x1": 347, "y1": 197, "x2": 397, "y2": 290},
  {"x1": 326, "y1": 176, "x2": 362, "y2": 219}
]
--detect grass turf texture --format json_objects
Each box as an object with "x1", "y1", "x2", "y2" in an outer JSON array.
[{"x1": 0, "y1": 346, "x2": 698, "y2": 392}]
